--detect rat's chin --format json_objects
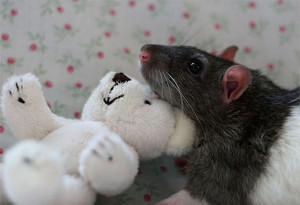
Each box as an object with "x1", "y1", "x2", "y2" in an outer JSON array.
[{"x1": 140, "y1": 64, "x2": 151, "y2": 81}]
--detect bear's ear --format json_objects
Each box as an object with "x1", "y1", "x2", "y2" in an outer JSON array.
[
  {"x1": 218, "y1": 46, "x2": 238, "y2": 62},
  {"x1": 221, "y1": 65, "x2": 251, "y2": 104}
]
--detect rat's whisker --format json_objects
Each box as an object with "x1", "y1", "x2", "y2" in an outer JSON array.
[
  {"x1": 182, "y1": 26, "x2": 204, "y2": 46},
  {"x1": 166, "y1": 73, "x2": 184, "y2": 108},
  {"x1": 166, "y1": 77, "x2": 183, "y2": 112},
  {"x1": 163, "y1": 72, "x2": 173, "y2": 106},
  {"x1": 197, "y1": 31, "x2": 224, "y2": 51},
  {"x1": 154, "y1": 70, "x2": 159, "y2": 93},
  {"x1": 181, "y1": 19, "x2": 211, "y2": 46},
  {"x1": 159, "y1": 71, "x2": 166, "y2": 99},
  {"x1": 167, "y1": 73, "x2": 201, "y2": 124},
  {"x1": 153, "y1": 70, "x2": 159, "y2": 93},
  {"x1": 166, "y1": 3, "x2": 180, "y2": 45},
  {"x1": 156, "y1": 70, "x2": 163, "y2": 98}
]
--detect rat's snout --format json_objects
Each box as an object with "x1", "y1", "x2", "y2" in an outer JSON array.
[
  {"x1": 139, "y1": 44, "x2": 172, "y2": 84},
  {"x1": 139, "y1": 50, "x2": 150, "y2": 62},
  {"x1": 139, "y1": 44, "x2": 162, "y2": 63},
  {"x1": 140, "y1": 44, "x2": 156, "y2": 63},
  {"x1": 140, "y1": 44, "x2": 172, "y2": 62}
]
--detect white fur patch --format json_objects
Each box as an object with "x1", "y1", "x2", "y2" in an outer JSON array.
[
  {"x1": 42, "y1": 121, "x2": 111, "y2": 175},
  {"x1": 165, "y1": 108, "x2": 196, "y2": 156},
  {"x1": 0, "y1": 73, "x2": 70, "y2": 141},
  {"x1": 79, "y1": 133, "x2": 138, "y2": 196},
  {"x1": 62, "y1": 175, "x2": 96, "y2": 205},
  {"x1": 3, "y1": 141, "x2": 64, "y2": 205},
  {"x1": 250, "y1": 106, "x2": 300, "y2": 204},
  {"x1": 3, "y1": 140, "x2": 96, "y2": 205}
]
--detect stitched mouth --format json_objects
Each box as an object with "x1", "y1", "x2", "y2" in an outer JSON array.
[
  {"x1": 103, "y1": 94, "x2": 124, "y2": 105},
  {"x1": 102, "y1": 73, "x2": 130, "y2": 105}
]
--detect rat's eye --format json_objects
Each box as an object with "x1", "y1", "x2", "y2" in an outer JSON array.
[{"x1": 188, "y1": 60, "x2": 203, "y2": 75}]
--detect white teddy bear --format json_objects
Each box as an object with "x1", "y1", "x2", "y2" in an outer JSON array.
[{"x1": 0, "y1": 71, "x2": 195, "y2": 205}]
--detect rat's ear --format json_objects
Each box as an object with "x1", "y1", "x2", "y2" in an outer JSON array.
[
  {"x1": 222, "y1": 65, "x2": 251, "y2": 104},
  {"x1": 219, "y1": 46, "x2": 238, "y2": 61}
]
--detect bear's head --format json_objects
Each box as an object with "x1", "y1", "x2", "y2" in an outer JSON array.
[{"x1": 82, "y1": 72, "x2": 175, "y2": 160}]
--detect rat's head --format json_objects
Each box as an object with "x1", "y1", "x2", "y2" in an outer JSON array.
[{"x1": 139, "y1": 44, "x2": 252, "y2": 119}]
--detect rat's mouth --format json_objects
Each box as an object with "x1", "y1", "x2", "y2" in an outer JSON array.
[{"x1": 102, "y1": 72, "x2": 131, "y2": 105}]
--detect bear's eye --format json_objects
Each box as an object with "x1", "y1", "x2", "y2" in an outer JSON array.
[
  {"x1": 144, "y1": 100, "x2": 151, "y2": 105},
  {"x1": 187, "y1": 60, "x2": 203, "y2": 75},
  {"x1": 23, "y1": 157, "x2": 33, "y2": 164}
]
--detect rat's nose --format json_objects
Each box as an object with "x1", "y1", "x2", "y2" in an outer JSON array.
[{"x1": 139, "y1": 50, "x2": 150, "y2": 62}]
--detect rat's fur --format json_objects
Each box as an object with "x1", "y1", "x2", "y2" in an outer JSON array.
[{"x1": 140, "y1": 44, "x2": 300, "y2": 205}]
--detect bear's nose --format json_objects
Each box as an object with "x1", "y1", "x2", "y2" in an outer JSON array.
[{"x1": 112, "y1": 72, "x2": 131, "y2": 84}]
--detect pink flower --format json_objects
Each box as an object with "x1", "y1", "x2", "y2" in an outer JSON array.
[
  {"x1": 123, "y1": 47, "x2": 130, "y2": 54},
  {"x1": 29, "y1": 44, "x2": 37, "y2": 51},
  {"x1": 104, "y1": 31, "x2": 111, "y2": 38},
  {"x1": 67, "y1": 65, "x2": 74, "y2": 73},
  {"x1": 168, "y1": 36, "x2": 176, "y2": 44},
  {"x1": 0, "y1": 125, "x2": 4, "y2": 133},
  {"x1": 75, "y1": 82, "x2": 82, "y2": 89},
  {"x1": 11, "y1": 9, "x2": 18, "y2": 16},
  {"x1": 243, "y1": 46, "x2": 251, "y2": 53},
  {"x1": 214, "y1": 23, "x2": 221, "y2": 30},
  {"x1": 110, "y1": 9, "x2": 116, "y2": 16},
  {"x1": 57, "y1": 6, "x2": 64, "y2": 13},
  {"x1": 7, "y1": 57, "x2": 15, "y2": 65},
  {"x1": 277, "y1": 0, "x2": 283, "y2": 5},
  {"x1": 144, "y1": 194, "x2": 151, "y2": 202},
  {"x1": 1, "y1": 33, "x2": 9, "y2": 41},
  {"x1": 182, "y1": 11, "x2": 189, "y2": 19},
  {"x1": 129, "y1": 1, "x2": 136, "y2": 7},
  {"x1": 249, "y1": 21, "x2": 256, "y2": 29},
  {"x1": 210, "y1": 49, "x2": 217, "y2": 55},
  {"x1": 148, "y1": 4, "x2": 155, "y2": 11},
  {"x1": 267, "y1": 63, "x2": 274, "y2": 70},
  {"x1": 45, "y1": 81, "x2": 53, "y2": 88},
  {"x1": 248, "y1": 1, "x2": 256, "y2": 8},
  {"x1": 0, "y1": 148, "x2": 3, "y2": 154},
  {"x1": 144, "y1": 30, "x2": 151, "y2": 37},
  {"x1": 279, "y1": 25, "x2": 286, "y2": 33},
  {"x1": 64, "y1": 23, "x2": 72, "y2": 30},
  {"x1": 97, "y1": 51, "x2": 104, "y2": 59},
  {"x1": 74, "y1": 112, "x2": 81, "y2": 119}
]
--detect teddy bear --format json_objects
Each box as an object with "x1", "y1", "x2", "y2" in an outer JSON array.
[{"x1": 0, "y1": 71, "x2": 195, "y2": 205}]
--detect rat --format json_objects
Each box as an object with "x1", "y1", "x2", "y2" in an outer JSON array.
[{"x1": 138, "y1": 44, "x2": 300, "y2": 205}]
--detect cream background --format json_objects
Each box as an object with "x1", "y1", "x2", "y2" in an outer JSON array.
[{"x1": 0, "y1": 0, "x2": 299, "y2": 204}]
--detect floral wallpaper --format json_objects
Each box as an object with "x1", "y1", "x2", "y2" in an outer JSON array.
[{"x1": 0, "y1": 0, "x2": 299, "y2": 204}]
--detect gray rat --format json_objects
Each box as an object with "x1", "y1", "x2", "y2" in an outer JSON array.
[{"x1": 138, "y1": 44, "x2": 300, "y2": 205}]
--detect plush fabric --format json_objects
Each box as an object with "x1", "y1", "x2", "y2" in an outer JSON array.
[{"x1": 0, "y1": 0, "x2": 299, "y2": 204}]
